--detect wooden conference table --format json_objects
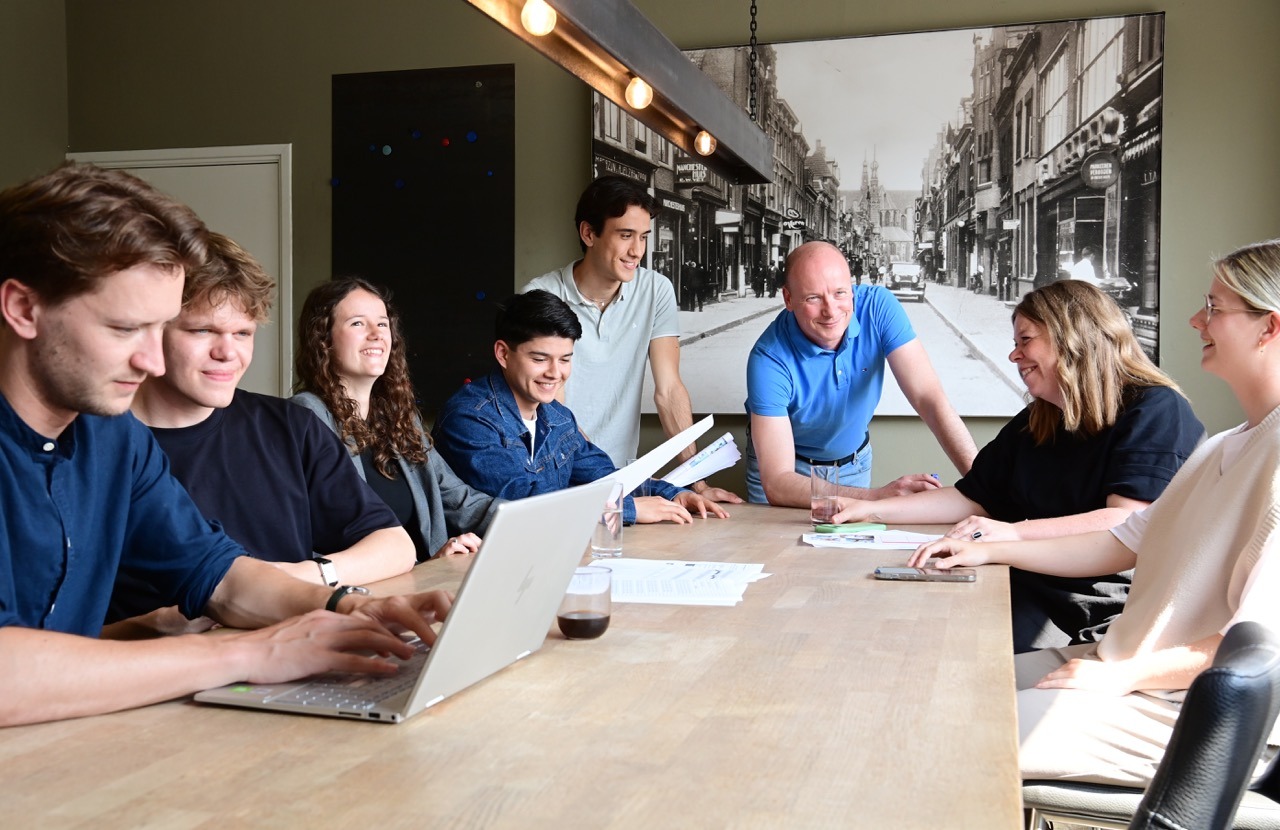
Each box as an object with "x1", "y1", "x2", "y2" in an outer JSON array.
[{"x1": 0, "y1": 504, "x2": 1020, "y2": 828}]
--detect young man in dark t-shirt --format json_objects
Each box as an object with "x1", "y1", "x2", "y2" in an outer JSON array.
[{"x1": 110, "y1": 232, "x2": 414, "y2": 625}]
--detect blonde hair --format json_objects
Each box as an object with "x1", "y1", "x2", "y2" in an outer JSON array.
[
  {"x1": 1212, "y1": 239, "x2": 1280, "y2": 314},
  {"x1": 1015, "y1": 280, "x2": 1181, "y2": 444}
]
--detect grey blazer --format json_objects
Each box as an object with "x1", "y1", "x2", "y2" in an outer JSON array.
[{"x1": 291, "y1": 392, "x2": 500, "y2": 560}]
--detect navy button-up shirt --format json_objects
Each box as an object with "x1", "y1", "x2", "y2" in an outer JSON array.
[{"x1": 0, "y1": 393, "x2": 243, "y2": 636}]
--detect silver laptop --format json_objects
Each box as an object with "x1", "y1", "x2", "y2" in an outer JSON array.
[{"x1": 195, "y1": 479, "x2": 613, "y2": 723}]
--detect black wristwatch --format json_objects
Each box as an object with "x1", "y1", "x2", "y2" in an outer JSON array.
[
  {"x1": 325, "y1": 585, "x2": 370, "y2": 612},
  {"x1": 315, "y1": 556, "x2": 339, "y2": 587}
]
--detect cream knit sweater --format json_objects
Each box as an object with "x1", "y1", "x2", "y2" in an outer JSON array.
[{"x1": 1101, "y1": 404, "x2": 1280, "y2": 663}]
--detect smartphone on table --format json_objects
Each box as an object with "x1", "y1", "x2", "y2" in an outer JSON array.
[{"x1": 873, "y1": 566, "x2": 976, "y2": 583}]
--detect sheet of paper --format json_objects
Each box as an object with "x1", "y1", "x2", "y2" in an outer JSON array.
[
  {"x1": 801, "y1": 529, "x2": 942, "y2": 550},
  {"x1": 662, "y1": 432, "x2": 742, "y2": 488},
  {"x1": 598, "y1": 558, "x2": 770, "y2": 605},
  {"x1": 598, "y1": 415, "x2": 714, "y2": 495}
]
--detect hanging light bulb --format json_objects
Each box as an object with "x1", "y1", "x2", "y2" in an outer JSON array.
[
  {"x1": 694, "y1": 130, "x2": 717, "y2": 156},
  {"x1": 624, "y1": 76, "x2": 654, "y2": 110},
  {"x1": 520, "y1": 0, "x2": 557, "y2": 37}
]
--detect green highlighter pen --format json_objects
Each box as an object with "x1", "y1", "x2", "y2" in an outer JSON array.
[{"x1": 813, "y1": 522, "x2": 887, "y2": 534}]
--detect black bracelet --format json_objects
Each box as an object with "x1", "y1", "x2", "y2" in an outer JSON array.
[{"x1": 325, "y1": 585, "x2": 370, "y2": 613}]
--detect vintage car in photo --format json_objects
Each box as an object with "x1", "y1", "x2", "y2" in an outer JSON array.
[{"x1": 884, "y1": 260, "x2": 926, "y2": 302}]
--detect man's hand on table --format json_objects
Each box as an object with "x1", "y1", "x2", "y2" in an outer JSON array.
[{"x1": 870, "y1": 473, "x2": 942, "y2": 499}]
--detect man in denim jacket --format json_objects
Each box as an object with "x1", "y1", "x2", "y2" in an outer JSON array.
[{"x1": 432, "y1": 290, "x2": 728, "y2": 525}]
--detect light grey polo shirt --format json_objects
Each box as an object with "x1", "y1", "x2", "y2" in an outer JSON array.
[{"x1": 522, "y1": 262, "x2": 680, "y2": 465}]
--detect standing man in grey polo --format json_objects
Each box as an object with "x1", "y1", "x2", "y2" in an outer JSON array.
[{"x1": 522, "y1": 175, "x2": 741, "y2": 503}]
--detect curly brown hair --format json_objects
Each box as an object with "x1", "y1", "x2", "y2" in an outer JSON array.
[{"x1": 294, "y1": 278, "x2": 427, "y2": 478}]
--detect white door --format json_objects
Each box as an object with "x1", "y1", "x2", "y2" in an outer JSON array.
[{"x1": 66, "y1": 145, "x2": 293, "y2": 396}]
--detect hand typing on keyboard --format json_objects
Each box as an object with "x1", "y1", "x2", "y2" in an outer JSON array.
[{"x1": 225, "y1": 590, "x2": 453, "y2": 686}]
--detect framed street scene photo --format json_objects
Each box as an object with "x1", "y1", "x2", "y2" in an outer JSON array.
[{"x1": 598, "y1": 14, "x2": 1165, "y2": 417}]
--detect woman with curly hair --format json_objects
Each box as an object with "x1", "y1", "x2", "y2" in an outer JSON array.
[
  {"x1": 292, "y1": 278, "x2": 498, "y2": 561},
  {"x1": 833, "y1": 279, "x2": 1205, "y2": 651}
]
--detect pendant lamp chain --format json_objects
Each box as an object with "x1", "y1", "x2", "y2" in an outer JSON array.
[{"x1": 748, "y1": 0, "x2": 759, "y2": 123}]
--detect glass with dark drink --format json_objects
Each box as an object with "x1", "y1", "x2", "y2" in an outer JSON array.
[{"x1": 557, "y1": 565, "x2": 611, "y2": 640}]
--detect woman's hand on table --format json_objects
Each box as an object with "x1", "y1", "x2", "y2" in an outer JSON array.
[
  {"x1": 944, "y1": 516, "x2": 1020, "y2": 543},
  {"x1": 905, "y1": 537, "x2": 993, "y2": 569},
  {"x1": 830, "y1": 498, "x2": 875, "y2": 524},
  {"x1": 435, "y1": 532, "x2": 481, "y2": 558}
]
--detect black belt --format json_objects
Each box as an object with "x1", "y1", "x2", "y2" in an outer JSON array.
[{"x1": 797, "y1": 432, "x2": 870, "y2": 467}]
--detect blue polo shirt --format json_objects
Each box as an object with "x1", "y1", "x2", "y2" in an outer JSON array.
[
  {"x1": 0, "y1": 393, "x2": 243, "y2": 637},
  {"x1": 745, "y1": 284, "x2": 915, "y2": 460}
]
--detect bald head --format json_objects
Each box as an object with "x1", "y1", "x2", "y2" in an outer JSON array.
[
  {"x1": 781, "y1": 241, "x2": 854, "y2": 351},
  {"x1": 784, "y1": 242, "x2": 850, "y2": 289}
]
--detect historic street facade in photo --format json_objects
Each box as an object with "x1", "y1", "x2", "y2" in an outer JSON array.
[{"x1": 591, "y1": 13, "x2": 1165, "y2": 415}]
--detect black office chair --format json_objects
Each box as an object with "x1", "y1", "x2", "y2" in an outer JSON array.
[{"x1": 1024, "y1": 621, "x2": 1280, "y2": 830}]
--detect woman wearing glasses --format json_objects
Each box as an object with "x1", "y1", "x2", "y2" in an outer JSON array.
[
  {"x1": 910, "y1": 239, "x2": 1280, "y2": 787},
  {"x1": 292, "y1": 278, "x2": 499, "y2": 561},
  {"x1": 834, "y1": 279, "x2": 1204, "y2": 652}
]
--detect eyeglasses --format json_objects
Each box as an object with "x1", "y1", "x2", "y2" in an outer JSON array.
[{"x1": 1204, "y1": 294, "x2": 1267, "y2": 321}]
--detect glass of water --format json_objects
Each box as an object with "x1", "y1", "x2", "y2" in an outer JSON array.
[
  {"x1": 591, "y1": 482, "x2": 625, "y2": 557},
  {"x1": 810, "y1": 464, "x2": 840, "y2": 524}
]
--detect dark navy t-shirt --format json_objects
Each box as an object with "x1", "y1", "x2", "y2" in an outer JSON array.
[
  {"x1": 955, "y1": 384, "x2": 1205, "y2": 652},
  {"x1": 956, "y1": 384, "x2": 1205, "y2": 520},
  {"x1": 108, "y1": 390, "x2": 399, "y2": 620}
]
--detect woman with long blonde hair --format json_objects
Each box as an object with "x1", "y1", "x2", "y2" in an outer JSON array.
[{"x1": 834, "y1": 279, "x2": 1204, "y2": 651}]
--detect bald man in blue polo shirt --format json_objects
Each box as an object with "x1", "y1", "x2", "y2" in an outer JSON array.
[{"x1": 746, "y1": 241, "x2": 977, "y2": 506}]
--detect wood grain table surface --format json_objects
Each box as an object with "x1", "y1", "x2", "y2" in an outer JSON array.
[{"x1": 0, "y1": 503, "x2": 1020, "y2": 829}]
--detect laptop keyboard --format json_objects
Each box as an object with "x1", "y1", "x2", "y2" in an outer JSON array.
[{"x1": 269, "y1": 640, "x2": 431, "y2": 711}]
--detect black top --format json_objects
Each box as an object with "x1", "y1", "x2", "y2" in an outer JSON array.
[
  {"x1": 108, "y1": 390, "x2": 399, "y2": 621},
  {"x1": 360, "y1": 447, "x2": 427, "y2": 558},
  {"x1": 956, "y1": 384, "x2": 1205, "y2": 651}
]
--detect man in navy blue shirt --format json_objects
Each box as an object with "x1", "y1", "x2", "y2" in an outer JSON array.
[
  {"x1": 110, "y1": 232, "x2": 414, "y2": 625},
  {"x1": 0, "y1": 163, "x2": 450, "y2": 726}
]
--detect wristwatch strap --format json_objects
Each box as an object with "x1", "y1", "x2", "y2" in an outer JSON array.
[
  {"x1": 325, "y1": 585, "x2": 371, "y2": 612},
  {"x1": 314, "y1": 556, "x2": 339, "y2": 587}
]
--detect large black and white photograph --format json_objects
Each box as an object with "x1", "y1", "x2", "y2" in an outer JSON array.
[{"x1": 593, "y1": 14, "x2": 1166, "y2": 416}]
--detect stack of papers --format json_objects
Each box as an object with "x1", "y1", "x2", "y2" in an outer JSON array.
[
  {"x1": 661, "y1": 432, "x2": 742, "y2": 488},
  {"x1": 599, "y1": 558, "x2": 770, "y2": 606},
  {"x1": 801, "y1": 529, "x2": 942, "y2": 550},
  {"x1": 602, "y1": 416, "x2": 715, "y2": 495}
]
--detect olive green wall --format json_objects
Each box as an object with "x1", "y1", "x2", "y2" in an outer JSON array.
[
  {"x1": 37, "y1": 0, "x2": 1280, "y2": 490},
  {"x1": 0, "y1": 0, "x2": 67, "y2": 186}
]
